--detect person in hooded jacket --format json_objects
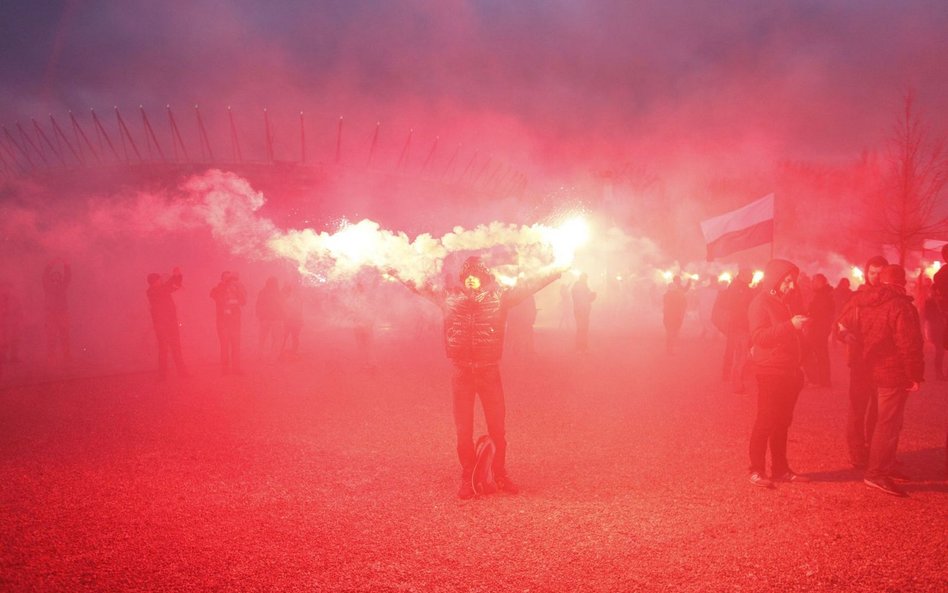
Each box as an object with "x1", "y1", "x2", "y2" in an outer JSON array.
[
  {"x1": 747, "y1": 259, "x2": 810, "y2": 488},
  {"x1": 836, "y1": 265, "x2": 923, "y2": 497},
  {"x1": 836, "y1": 255, "x2": 888, "y2": 469},
  {"x1": 803, "y1": 273, "x2": 835, "y2": 387},
  {"x1": 714, "y1": 268, "x2": 755, "y2": 393},
  {"x1": 211, "y1": 271, "x2": 247, "y2": 374},
  {"x1": 394, "y1": 256, "x2": 562, "y2": 499}
]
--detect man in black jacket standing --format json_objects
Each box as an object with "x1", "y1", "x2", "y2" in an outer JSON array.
[
  {"x1": 837, "y1": 255, "x2": 888, "y2": 469},
  {"x1": 837, "y1": 265, "x2": 923, "y2": 496},
  {"x1": 396, "y1": 256, "x2": 561, "y2": 499}
]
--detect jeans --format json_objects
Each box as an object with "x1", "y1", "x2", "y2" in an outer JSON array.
[
  {"x1": 847, "y1": 367, "x2": 878, "y2": 467},
  {"x1": 451, "y1": 363, "x2": 507, "y2": 478},
  {"x1": 749, "y1": 371, "x2": 804, "y2": 476},
  {"x1": 865, "y1": 387, "x2": 910, "y2": 479}
]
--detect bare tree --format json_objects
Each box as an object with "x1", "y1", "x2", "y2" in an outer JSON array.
[{"x1": 875, "y1": 90, "x2": 948, "y2": 265}]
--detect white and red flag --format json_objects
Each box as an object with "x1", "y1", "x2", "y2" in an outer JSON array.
[{"x1": 700, "y1": 193, "x2": 774, "y2": 261}]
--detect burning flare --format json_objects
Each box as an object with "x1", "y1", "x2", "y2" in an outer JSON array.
[{"x1": 751, "y1": 270, "x2": 764, "y2": 287}]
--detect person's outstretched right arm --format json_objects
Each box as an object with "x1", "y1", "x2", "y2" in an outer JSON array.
[{"x1": 387, "y1": 269, "x2": 444, "y2": 307}]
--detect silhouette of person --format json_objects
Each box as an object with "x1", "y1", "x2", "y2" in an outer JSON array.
[
  {"x1": 0, "y1": 280, "x2": 21, "y2": 366},
  {"x1": 147, "y1": 268, "x2": 188, "y2": 379},
  {"x1": 43, "y1": 259, "x2": 71, "y2": 362},
  {"x1": 663, "y1": 276, "x2": 688, "y2": 354},
  {"x1": 280, "y1": 283, "x2": 303, "y2": 359},
  {"x1": 393, "y1": 256, "x2": 563, "y2": 499},
  {"x1": 210, "y1": 271, "x2": 247, "y2": 374},
  {"x1": 256, "y1": 276, "x2": 283, "y2": 356},
  {"x1": 571, "y1": 273, "x2": 597, "y2": 352}
]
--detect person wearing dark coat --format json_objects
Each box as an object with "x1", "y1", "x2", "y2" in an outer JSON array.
[
  {"x1": 932, "y1": 244, "x2": 948, "y2": 471},
  {"x1": 280, "y1": 283, "x2": 303, "y2": 359},
  {"x1": 836, "y1": 255, "x2": 889, "y2": 469},
  {"x1": 256, "y1": 276, "x2": 283, "y2": 355},
  {"x1": 713, "y1": 268, "x2": 755, "y2": 393},
  {"x1": 210, "y1": 271, "x2": 247, "y2": 374},
  {"x1": 0, "y1": 280, "x2": 21, "y2": 368},
  {"x1": 395, "y1": 256, "x2": 562, "y2": 499},
  {"x1": 43, "y1": 259, "x2": 71, "y2": 362},
  {"x1": 147, "y1": 268, "x2": 187, "y2": 379},
  {"x1": 932, "y1": 243, "x2": 948, "y2": 353},
  {"x1": 803, "y1": 273, "x2": 835, "y2": 387},
  {"x1": 662, "y1": 276, "x2": 688, "y2": 354},
  {"x1": 837, "y1": 265, "x2": 924, "y2": 497},
  {"x1": 507, "y1": 293, "x2": 538, "y2": 358},
  {"x1": 747, "y1": 259, "x2": 810, "y2": 488},
  {"x1": 833, "y1": 278, "x2": 854, "y2": 316},
  {"x1": 571, "y1": 273, "x2": 596, "y2": 352}
]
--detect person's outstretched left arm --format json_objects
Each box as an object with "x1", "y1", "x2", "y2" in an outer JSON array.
[{"x1": 503, "y1": 269, "x2": 565, "y2": 308}]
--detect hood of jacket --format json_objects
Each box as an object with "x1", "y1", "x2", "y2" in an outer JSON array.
[{"x1": 760, "y1": 259, "x2": 800, "y2": 294}]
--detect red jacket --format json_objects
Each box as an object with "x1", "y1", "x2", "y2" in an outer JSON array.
[{"x1": 837, "y1": 285, "x2": 924, "y2": 388}]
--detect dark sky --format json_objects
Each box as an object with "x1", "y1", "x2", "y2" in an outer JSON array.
[{"x1": 2, "y1": 0, "x2": 947, "y2": 175}]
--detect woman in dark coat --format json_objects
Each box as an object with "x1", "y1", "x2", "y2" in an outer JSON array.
[{"x1": 747, "y1": 259, "x2": 810, "y2": 488}]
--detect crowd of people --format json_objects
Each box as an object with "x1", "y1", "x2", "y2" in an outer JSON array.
[
  {"x1": 0, "y1": 246, "x2": 944, "y2": 500},
  {"x1": 661, "y1": 251, "x2": 943, "y2": 498}
]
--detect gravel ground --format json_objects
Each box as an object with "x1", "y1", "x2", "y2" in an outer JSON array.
[{"x1": 1, "y1": 329, "x2": 945, "y2": 593}]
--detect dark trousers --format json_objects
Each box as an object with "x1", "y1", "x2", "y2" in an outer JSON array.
[
  {"x1": 804, "y1": 331, "x2": 832, "y2": 386},
  {"x1": 574, "y1": 312, "x2": 590, "y2": 351},
  {"x1": 664, "y1": 317, "x2": 683, "y2": 353},
  {"x1": 154, "y1": 321, "x2": 185, "y2": 376},
  {"x1": 217, "y1": 313, "x2": 242, "y2": 372},
  {"x1": 846, "y1": 367, "x2": 878, "y2": 467},
  {"x1": 451, "y1": 363, "x2": 507, "y2": 478},
  {"x1": 865, "y1": 387, "x2": 910, "y2": 479},
  {"x1": 749, "y1": 371, "x2": 803, "y2": 476},
  {"x1": 45, "y1": 312, "x2": 70, "y2": 361},
  {"x1": 281, "y1": 322, "x2": 301, "y2": 356},
  {"x1": 722, "y1": 332, "x2": 749, "y2": 390}
]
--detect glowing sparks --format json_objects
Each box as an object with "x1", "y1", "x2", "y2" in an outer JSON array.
[
  {"x1": 544, "y1": 216, "x2": 590, "y2": 267},
  {"x1": 324, "y1": 219, "x2": 378, "y2": 267},
  {"x1": 751, "y1": 270, "x2": 764, "y2": 287},
  {"x1": 923, "y1": 260, "x2": 942, "y2": 279},
  {"x1": 497, "y1": 274, "x2": 519, "y2": 287},
  {"x1": 718, "y1": 271, "x2": 733, "y2": 284},
  {"x1": 184, "y1": 172, "x2": 598, "y2": 287},
  {"x1": 662, "y1": 270, "x2": 675, "y2": 283},
  {"x1": 851, "y1": 266, "x2": 864, "y2": 284}
]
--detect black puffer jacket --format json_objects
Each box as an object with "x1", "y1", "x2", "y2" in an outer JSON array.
[
  {"x1": 411, "y1": 274, "x2": 560, "y2": 364},
  {"x1": 836, "y1": 285, "x2": 923, "y2": 388},
  {"x1": 749, "y1": 259, "x2": 802, "y2": 375}
]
